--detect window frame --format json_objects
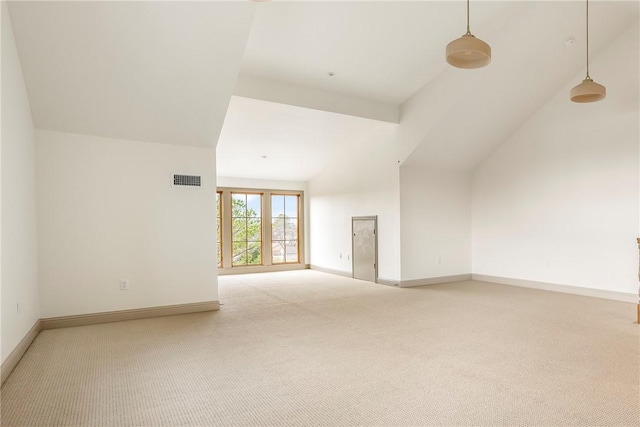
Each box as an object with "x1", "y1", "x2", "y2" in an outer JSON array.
[
  {"x1": 270, "y1": 193, "x2": 301, "y2": 265},
  {"x1": 230, "y1": 191, "x2": 264, "y2": 267},
  {"x1": 216, "y1": 191, "x2": 222, "y2": 268},
  {"x1": 217, "y1": 187, "x2": 305, "y2": 275}
]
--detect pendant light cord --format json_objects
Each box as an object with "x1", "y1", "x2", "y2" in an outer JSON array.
[
  {"x1": 586, "y1": 0, "x2": 590, "y2": 79},
  {"x1": 466, "y1": 0, "x2": 471, "y2": 34}
]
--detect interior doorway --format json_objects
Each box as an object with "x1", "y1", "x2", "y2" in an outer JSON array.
[{"x1": 352, "y1": 216, "x2": 377, "y2": 283}]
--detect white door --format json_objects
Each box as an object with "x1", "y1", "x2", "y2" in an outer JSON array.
[{"x1": 352, "y1": 216, "x2": 377, "y2": 282}]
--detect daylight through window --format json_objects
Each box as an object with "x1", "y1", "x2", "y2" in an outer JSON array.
[
  {"x1": 217, "y1": 188, "x2": 304, "y2": 272},
  {"x1": 271, "y1": 194, "x2": 299, "y2": 264},
  {"x1": 231, "y1": 192, "x2": 263, "y2": 266}
]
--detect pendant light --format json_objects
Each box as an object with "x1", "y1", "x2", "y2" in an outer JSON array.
[
  {"x1": 446, "y1": 0, "x2": 491, "y2": 69},
  {"x1": 570, "y1": 0, "x2": 606, "y2": 102}
]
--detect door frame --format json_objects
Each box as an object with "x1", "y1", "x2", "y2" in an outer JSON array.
[{"x1": 351, "y1": 215, "x2": 378, "y2": 283}]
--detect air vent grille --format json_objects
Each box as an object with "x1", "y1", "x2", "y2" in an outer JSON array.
[{"x1": 173, "y1": 174, "x2": 201, "y2": 187}]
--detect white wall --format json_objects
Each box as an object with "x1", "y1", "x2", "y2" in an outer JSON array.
[
  {"x1": 308, "y1": 125, "x2": 401, "y2": 282},
  {"x1": 1, "y1": 1, "x2": 41, "y2": 363},
  {"x1": 472, "y1": 21, "x2": 640, "y2": 295},
  {"x1": 399, "y1": 165, "x2": 471, "y2": 281},
  {"x1": 36, "y1": 130, "x2": 218, "y2": 318},
  {"x1": 217, "y1": 176, "x2": 306, "y2": 192},
  {"x1": 395, "y1": 43, "x2": 476, "y2": 283}
]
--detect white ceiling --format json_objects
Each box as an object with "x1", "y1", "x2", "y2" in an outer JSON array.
[
  {"x1": 8, "y1": 1, "x2": 254, "y2": 147},
  {"x1": 401, "y1": 0, "x2": 640, "y2": 171},
  {"x1": 240, "y1": 1, "x2": 515, "y2": 105},
  {"x1": 216, "y1": 96, "x2": 396, "y2": 181},
  {"x1": 228, "y1": 0, "x2": 639, "y2": 178},
  {"x1": 7, "y1": 1, "x2": 639, "y2": 182}
]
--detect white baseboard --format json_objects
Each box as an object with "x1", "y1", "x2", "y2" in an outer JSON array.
[
  {"x1": 40, "y1": 301, "x2": 220, "y2": 330},
  {"x1": 1, "y1": 320, "x2": 41, "y2": 386},
  {"x1": 310, "y1": 265, "x2": 401, "y2": 287},
  {"x1": 400, "y1": 274, "x2": 472, "y2": 288},
  {"x1": 377, "y1": 277, "x2": 400, "y2": 287},
  {"x1": 219, "y1": 263, "x2": 308, "y2": 276},
  {"x1": 309, "y1": 265, "x2": 352, "y2": 278},
  {"x1": 473, "y1": 274, "x2": 637, "y2": 303}
]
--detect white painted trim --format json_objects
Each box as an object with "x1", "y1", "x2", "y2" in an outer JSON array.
[
  {"x1": 1, "y1": 320, "x2": 41, "y2": 385},
  {"x1": 219, "y1": 263, "x2": 307, "y2": 276},
  {"x1": 40, "y1": 301, "x2": 220, "y2": 330},
  {"x1": 377, "y1": 277, "x2": 400, "y2": 287},
  {"x1": 310, "y1": 265, "x2": 400, "y2": 287},
  {"x1": 472, "y1": 274, "x2": 637, "y2": 303},
  {"x1": 309, "y1": 265, "x2": 352, "y2": 278},
  {"x1": 400, "y1": 274, "x2": 472, "y2": 288}
]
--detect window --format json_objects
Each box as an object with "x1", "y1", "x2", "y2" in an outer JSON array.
[
  {"x1": 271, "y1": 194, "x2": 299, "y2": 264},
  {"x1": 231, "y1": 192, "x2": 262, "y2": 266},
  {"x1": 216, "y1": 191, "x2": 222, "y2": 268},
  {"x1": 217, "y1": 187, "x2": 304, "y2": 273}
]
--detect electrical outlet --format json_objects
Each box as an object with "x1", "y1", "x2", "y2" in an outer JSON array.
[
  {"x1": 17, "y1": 301, "x2": 21, "y2": 314},
  {"x1": 339, "y1": 253, "x2": 342, "y2": 259},
  {"x1": 436, "y1": 257, "x2": 441, "y2": 265},
  {"x1": 119, "y1": 279, "x2": 130, "y2": 290}
]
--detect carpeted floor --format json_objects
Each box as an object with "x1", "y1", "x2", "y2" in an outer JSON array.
[{"x1": 1, "y1": 270, "x2": 639, "y2": 426}]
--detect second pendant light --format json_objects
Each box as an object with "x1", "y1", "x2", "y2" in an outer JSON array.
[
  {"x1": 446, "y1": 0, "x2": 491, "y2": 69},
  {"x1": 570, "y1": 0, "x2": 606, "y2": 103}
]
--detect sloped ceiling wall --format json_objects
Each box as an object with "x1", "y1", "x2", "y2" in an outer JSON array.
[
  {"x1": 8, "y1": 2, "x2": 255, "y2": 147},
  {"x1": 397, "y1": 3, "x2": 639, "y2": 285},
  {"x1": 471, "y1": 19, "x2": 639, "y2": 295},
  {"x1": 399, "y1": 1, "x2": 639, "y2": 172}
]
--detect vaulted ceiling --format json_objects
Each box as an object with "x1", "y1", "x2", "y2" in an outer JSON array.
[
  {"x1": 217, "y1": 96, "x2": 395, "y2": 181},
  {"x1": 240, "y1": 1, "x2": 514, "y2": 105},
  {"x1": 7, "y1": 1, "x2": 640, "y2": 181},
  {"x1": 8, "y1": 1, "x2": 255, "y2": 146},
  {"x1": 226, "y1": 0, "x2": 639, "y2": 178}
]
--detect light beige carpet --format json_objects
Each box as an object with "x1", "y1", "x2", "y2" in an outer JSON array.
[{"x1": 1, "y1": 270, "x2": 639, "y2": 426}]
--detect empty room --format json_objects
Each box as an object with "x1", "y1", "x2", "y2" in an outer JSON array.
[{"x1": 1, "y1": 1, "x2": 639, "y2": 426}]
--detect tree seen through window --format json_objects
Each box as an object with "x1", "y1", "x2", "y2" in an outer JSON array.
[
  {"x1": 231, "y1": 193, "x2": 262, "y2": 266},
  {"x1": 271, "y1": 194, "x2": 299, "y2": 264}
]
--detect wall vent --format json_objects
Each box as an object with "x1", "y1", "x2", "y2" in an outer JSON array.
[{"x1": 173, "y1": 174, "x2": 201, "y2": 187}]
